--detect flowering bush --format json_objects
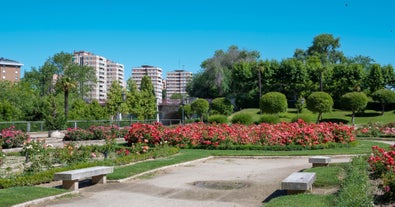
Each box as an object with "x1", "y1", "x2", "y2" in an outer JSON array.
[
  {"x1": 0, "y1": 126, "x2": 30, "y2": 149},
  {"x1": 64, "y1": 128, "x2": 93, "y2": 141},
  {"x1": 124, "y1": 120, "x2": 356, "y2": 149},
  {"x1": 356, "y1": 122, "x2": 395, "y2": 138},
  {"x1": 64, "y1": 125, "x2": 121, "y2": 141},
  {"x1": 368, "y1": 145, "x2": 395, "y2": 201},
  {"x1": 124, "y1": 122, "x2": 165, "y2": 146}
]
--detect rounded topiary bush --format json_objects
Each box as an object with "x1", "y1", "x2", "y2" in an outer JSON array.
[
  {"x1": 208, "y1": 115, "x2": 228, "y2": 124},
  {"x1": 307, "y1": 91, "x2": 333, "y2": 122},
  {"x1": 260, "y1": 92, "x2": 288, "y2": 114},
  {"x1": 210, "y1": 97, "x2": 234, "y2": 116},
  {"x1": 259, "y1": 114, "x2": 280, "y2": 124},
  {"x1": 231, "y1": 113, "x2": 253, "y2": 125},
  {"x1": 291, "y1": 114, "x2": 314, "y2": 123}
]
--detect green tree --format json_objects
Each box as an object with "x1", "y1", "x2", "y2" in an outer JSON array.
[
  {"x1": 367, "y1": 64, "x2": 384, "y2": 93},
  {"x1": 306, "y1": 34, "x2": 344, "y2": 91},
  {"x1": 210, "y1": 97, "x2": 234, "y2": 116},
  {"x1": 276, "y1": 58, "x2": 309, "y2": 100},
  {"x1": 328, "y1": 64, "x2": 365, "y2": 105},
  {"x1": 106, "y1": 81, "x2": 127, "y2": 121},
  {"x1": 191, "y1": 98, "x2": 209, "y2": 121},
  {"x1": 382, "y1": 64, "x2": 395, "y2": 87},
  {"x1": 371, "y1": 89, "x2": 395, "y2": 115},
  {"x1": 125, "y1": 78, "x2": 143, "y2": 119},
  {"x1": 43, "y1": 95, "x2": 66, "y2": 130},
  {"x1": 188, "y1": 45, "x2": 260, "y2": 98},
  {"x1": 340, "y1": 92, "x2": 368, "y2": 124},
  {"x1": 259, "y1": 92, "x2": 288, "y2": 114},
  {"x1": 306, "y1": 92, "x2": 334, "y2": 123},
  {"x1": 139, "y1": 75, "x2": 157, "y2": 120},
  {"x1": 56, "y1": 76, "x2": 76, "y2": 119}
]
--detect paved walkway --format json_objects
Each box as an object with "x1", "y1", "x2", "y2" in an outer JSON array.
[{"x1": 34, "y1": 156, "x2": 353, "y2": 207}]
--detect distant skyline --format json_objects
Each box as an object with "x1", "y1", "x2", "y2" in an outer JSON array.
[{"x1": 1, "y1": 0, "x2": 394, "y2": 80}]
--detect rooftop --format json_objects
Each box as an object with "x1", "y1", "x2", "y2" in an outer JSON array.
[{"x1": 0, "y1": 57, "x2": 23, "y2": 66}]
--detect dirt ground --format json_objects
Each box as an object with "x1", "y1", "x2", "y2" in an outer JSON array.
[{"x1": 35, "y1": 156, "x2": 352, "y2": 207}]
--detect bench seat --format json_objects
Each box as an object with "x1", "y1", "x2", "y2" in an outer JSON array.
[
  {"x1": 54, "y1": 166, "x2": 113, "y2": 190},
  {"x1": 309, "y1": 156, "x2": 331, "y2": 167},
  {"x1": 281, "y1": 172, "x2": 316, "y2": 194}
]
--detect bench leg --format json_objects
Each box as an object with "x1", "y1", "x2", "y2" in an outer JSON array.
[
  {"x1": 63, "y1": 179, "x2": 79, "y2": 191},
  {"x1": 92, "y1": 174, "x2": 107, "y2": 184},
  {"x1": 312, "y1": 163, "x2": 329, "y2": 167}
]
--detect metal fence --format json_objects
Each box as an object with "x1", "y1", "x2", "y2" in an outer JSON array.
[{"x1": 0, "y1": 119, "x2": 181, "y2": 132}]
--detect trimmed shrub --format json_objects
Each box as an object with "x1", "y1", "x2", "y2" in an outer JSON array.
[
  {"x1": 307, "y1": 92, "x2": 333, "y2": 123},
  {"x1": 259, "y1": 114, "x2": 280, "y2": 124},
  {"x1": 208, "y1": 115, "x2": 228, "y2": 124},
  {"x1": 371, "y1": 89, "x2": 395, "y2": 115},
  {"x1": 191, "y1": 98, "x2": 209, "y2": 121},
  {"x1": 260, "y1": 92, "x2": 288, "y2": 114},
  {"x1": 210, "y1": 97, "x2": 234, "y2": 116},
  {"x1": 231, "y1": 113, "x2": 253, "y2": 125}
]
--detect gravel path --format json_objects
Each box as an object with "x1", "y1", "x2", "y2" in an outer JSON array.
[{"x1": 35, "y1": 156, "x2": 353, "y2": 207}]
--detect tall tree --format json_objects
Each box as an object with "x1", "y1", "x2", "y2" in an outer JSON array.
[
  {"x1": 328, "y1": 64, "x2": 365, "y2": 104},
  {"x1": 55, "y1": 76, "x2": 76, "y2": 119},
  {"x1": 306, "y1": 34, "x2": 344, "y2": 91},
  {"x1": 139, "y1": 75, "x2": 157, "y2": 120},
  {"x1": 367, "y1": 64, "x2": 385, "y2": 93},
  {"x1": 106, "y1": 81, "x2": 127, "y2": 120},
  {"x1": 276, "y1": 58, "x2": 309, "y2": 100},
  {"x1": 126, "y1": 78, "x2": 143, "y2": 119},
  {"x1": 189, "y1": 45, "x2": 260, "y2": 98}
]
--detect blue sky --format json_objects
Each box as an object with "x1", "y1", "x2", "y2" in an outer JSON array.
[{"x1": 1, "y1": 0, "x2": 394, "y2": 79}]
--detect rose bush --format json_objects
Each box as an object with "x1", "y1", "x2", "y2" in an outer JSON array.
[
  {"x1": 124, "y1": 120, "x2": 356, "y2": 149},
  {"x1": 369, "y1": 145, "x2": 395, "y2": 201},
  {"x1": 0, "y1": 126, "x2": 30, "y2": 148}
]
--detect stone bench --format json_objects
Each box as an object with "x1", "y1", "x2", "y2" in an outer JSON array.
[
  {"x1": 281, "y1": 172, "x2": 316, "y2": 194},
  {"x1": 54, "y1": 166, "x2": 114, "y2": 190},
  {"x1": 308, "y1": 156, "x2": 331, "y2": 167}
]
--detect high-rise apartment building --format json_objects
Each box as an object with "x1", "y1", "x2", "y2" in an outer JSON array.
[
  {"x1": 166, "y1": 70, "x2": 192, "y2": 100},
  {"x1": 131, "y1": 65, "x2": 163, "y2": 103},
  {"x1": 0, "y1": 57, "x2": 23, "y2": 82},
  {"x1": 73, "y1": 51, "x2": 124, "y2": 103}
]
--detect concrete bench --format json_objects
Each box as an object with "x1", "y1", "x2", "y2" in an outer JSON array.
[
  {"x1": 54, "y1": 166, "x2": 114, "y2": 190},
  {"x1": 308, "y1": 156, "x2": 331, "y2": 167},
  {"x1": 281, "y1": 172, "x2": 316, "y2": 194}
]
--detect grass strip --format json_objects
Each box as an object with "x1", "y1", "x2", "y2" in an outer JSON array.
[
  {"x1": 0, "y1": 186, "x2": 68, "y2": 207},
  {"x1": 264, "y1": 194, "x2": 335, "y2": 207}
]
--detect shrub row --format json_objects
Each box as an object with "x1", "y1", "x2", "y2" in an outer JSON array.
[
  {"x1": 0, "y1": 146, "x2": 179, "y2": 189},
  {"x1": 335, "y1": 156, "x2": 373, "y2": 206}
]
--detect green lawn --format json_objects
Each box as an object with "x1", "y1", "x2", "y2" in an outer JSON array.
[
  {"x1": 0, "y1": 187, "x2": 68, "y2": 207},
  {"x1": 230, "y1": 108, "x2": 395, "y2": 125}
]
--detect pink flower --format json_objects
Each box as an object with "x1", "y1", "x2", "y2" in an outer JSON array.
[{"x1": 385, "y1": 185, "x2": 391, "y2": 192}]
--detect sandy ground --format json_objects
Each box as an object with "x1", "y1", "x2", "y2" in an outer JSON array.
[{"x1": 35, "y1": 156, "x2": 353, "y2": 207}]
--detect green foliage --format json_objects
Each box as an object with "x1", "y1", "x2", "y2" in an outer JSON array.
[
  {"x1": 341, "y1": 92, "x2": 368, "y2": 112},
  {"x1": 259, "y1": 114, "x2": 280, "y2": 124},
  {"x1": 291, "y1": 114, "x2": 314, "y2": 123},
  {"x1": 260, "y1": 92, "x2": 288, "y2": 114},
  {"x1": 371, "y1": 89, "x2": 395, "y2": 115},
  {"x1": 43, "y1": 95, "x2": 66, "y2": 130},
  {"x1": 295, "y1": 96, "x2": 306, "y2": 113},
  {"x1": 341, "y1": 92, "x2": 368, "y2": 124},
  {"x1": 106, "y1": 81, "x2": 127, "y2": 119},
  {"x1": 231, "y1": 113, "x2": 253, "y2": 125},
  {"x1": 207, "y1": 115, "x2": 228, "y2": 124},
  {"x1": 187, "y1": 45, "x2": 260, "y2": 98},
  {"x1": 170, "y1": 93, "x2": 183, "y2": 99},
  {"x1": 139, "y1": 76, "x2": 157, "y2": 120},
  {"x1": 210, "y1": 97, "x2": 234, "y2": 115},
  {"x1": 126, "y1": 78, "x2": 143, "y2": 119},
  {"x1": 306, "y1": 92, "x2": 334, "y2": 122},
  {"x1": 335, "y1": 156, "x2": 373, "y2": 207},
  {"x1": 191, "y1": 98, "x2": 209, "y2": 121},
  {"x1": 367, "y1": 64, "x2": 385, "y2": 93},
  {"x1": 329, "y1": 64, "x2": 365, "y2": 103}
]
